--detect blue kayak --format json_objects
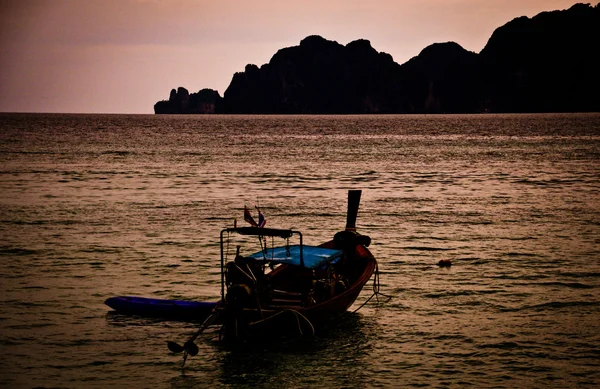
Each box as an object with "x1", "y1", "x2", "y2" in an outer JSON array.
[{"x1": 105, "y1": 296, "x2": 219, "y2": 321}]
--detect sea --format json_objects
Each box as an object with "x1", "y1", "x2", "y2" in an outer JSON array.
[{"x1": 0, "y1": 113, "x2": 599, "y2": 389}]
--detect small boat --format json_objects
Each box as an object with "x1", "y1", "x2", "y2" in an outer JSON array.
[
  {"x1": 168, "y1": 190, "x2": 377, "y2": 361},
  {"x1": 104, "y1": 296, "x2": 218, "y2": 321}
]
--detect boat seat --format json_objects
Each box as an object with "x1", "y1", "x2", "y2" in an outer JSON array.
[
  {"x1": 271, "y1": 289, "x2": 302, "y2": 297},
  {"x1": 268, "y1": 305, "x2": 303, "y2": 310},
  {"x1": 270, "y1": 298, "x2": 302, "y2": 304},
  {"x1": 268, "y1": 292, "x2": 304, "y2": 309}
]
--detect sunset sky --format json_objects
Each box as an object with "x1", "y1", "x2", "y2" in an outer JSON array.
[{"x1": 0, "y1": 0, "x2": 584, "y2": 114}]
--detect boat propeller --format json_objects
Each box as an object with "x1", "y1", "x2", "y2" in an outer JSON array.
[
  {"x1": 167, "y1": 340, "x2": 199, "y2": 356},
  {"x1": 167, "y1": 308, "x2": 220, "y2": 367}
]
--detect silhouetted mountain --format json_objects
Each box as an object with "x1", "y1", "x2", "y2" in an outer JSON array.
[
  {"x1": 479, "y1": 2, "x2": 600, "y2": 112},
  {"x1": 224, "y1": 36, "x2": 407, "y2": 114},
  {"x1": 397, "y1": 42, "x2": 481, "y2": 113},
  {"x1": 155, "y1": 3, "x2": 599, "y2": 114}
]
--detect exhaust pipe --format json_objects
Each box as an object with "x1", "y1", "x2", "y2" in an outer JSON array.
[
  {"x1": 335, "y1": 189, "x2": 370, "y2": 249},
  {"x1": 345, "y1": 190, "x2": 362, "y2": 231}
]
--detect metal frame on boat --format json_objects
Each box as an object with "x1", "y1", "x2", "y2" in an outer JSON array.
[
  {"x1": 215, "y1": 221, "x2": 376, "y2": 343},
  {"x1": 172, "y1": 190, "x2": 376, "y2": 353}
]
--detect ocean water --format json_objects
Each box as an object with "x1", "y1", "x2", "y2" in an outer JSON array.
[{"x1": 0, "y1": 113, "x2": 599, "y2": 388}]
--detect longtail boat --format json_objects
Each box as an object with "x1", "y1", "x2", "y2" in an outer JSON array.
[{"x1": 167, "y1": 190, "x2": 378, "y2": 363}]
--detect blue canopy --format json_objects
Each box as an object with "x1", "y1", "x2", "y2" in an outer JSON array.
[{"x1": 248, "y1": 245, "x2": 343, "y2": 269}]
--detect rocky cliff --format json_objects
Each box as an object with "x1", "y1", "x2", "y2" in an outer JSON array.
[
  {"x1": 154, "y1": 87, "x2": 223, "y2": 114},
  {"x1": 479, "y1": 2, "x2": 600, "y2": 112},
  {"x1": 155, "y1": 3, "x2": 599, "y2": 114}
]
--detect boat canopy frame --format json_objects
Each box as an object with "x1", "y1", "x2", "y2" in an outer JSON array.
[{"x1": 219, "y1": 227, "x2": 304, "y2": 299}]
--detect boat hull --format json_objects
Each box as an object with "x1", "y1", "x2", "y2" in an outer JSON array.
[
  {"x1": 105, "y1": 296, "x2": 218, "y2": 321},
  {"x1": 220, "y1": 242, "x2": 376, "y2": 341},
  {"x1": 294, "y1": 243, "x2": 376, "y2": 324}
]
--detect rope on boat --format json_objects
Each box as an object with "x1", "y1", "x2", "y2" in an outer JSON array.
[
  {"x1": 250, "y1": 309, "x2": 315, "y2": 337},
  {"x1": 352, "y1": 259, "x2": 392, "y2": 313}
]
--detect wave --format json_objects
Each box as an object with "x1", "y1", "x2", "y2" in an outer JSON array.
[
  {"x1": 423, "y1": 290, "x2": 498, "y2": 298},
  {"x1": 402, "y1": 246, "x2": 456, "y2": 251},
  {"x1": 477, "y1": 341, "x2": 521, "y2": 350},
  {"x1": 0, "y1": 247, "x2": 39, "y2": 256},
  {"x1": 537, "y1": 281, "x2": 594, "y2": 289},
  {"x1": 503, "y1": 252, "x2": 541, "y2": 257},
  {"x1": 501, "y1": 300, "x2": 600, "y2": 312}
]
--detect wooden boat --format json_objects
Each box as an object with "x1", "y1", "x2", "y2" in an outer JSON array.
[
  {"x1": 218, "y1": 232, "x2": 375, "y2": 342},
  {"x1": 168, "y1": 190, "x2": 376, "y2": 359}
]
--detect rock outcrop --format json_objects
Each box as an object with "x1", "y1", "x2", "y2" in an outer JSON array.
[{"x1": 154, "y1": 87, "x2": 223, "y2": 114}]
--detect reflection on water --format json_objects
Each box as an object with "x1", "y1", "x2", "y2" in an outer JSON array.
[{"x1": 165, "y1": 313, "x2": 376, "y2": 389}]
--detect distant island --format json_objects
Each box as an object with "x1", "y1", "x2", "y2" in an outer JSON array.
[{"x1": 154, "y1": 3, "x2": 600, "y2": 114}]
